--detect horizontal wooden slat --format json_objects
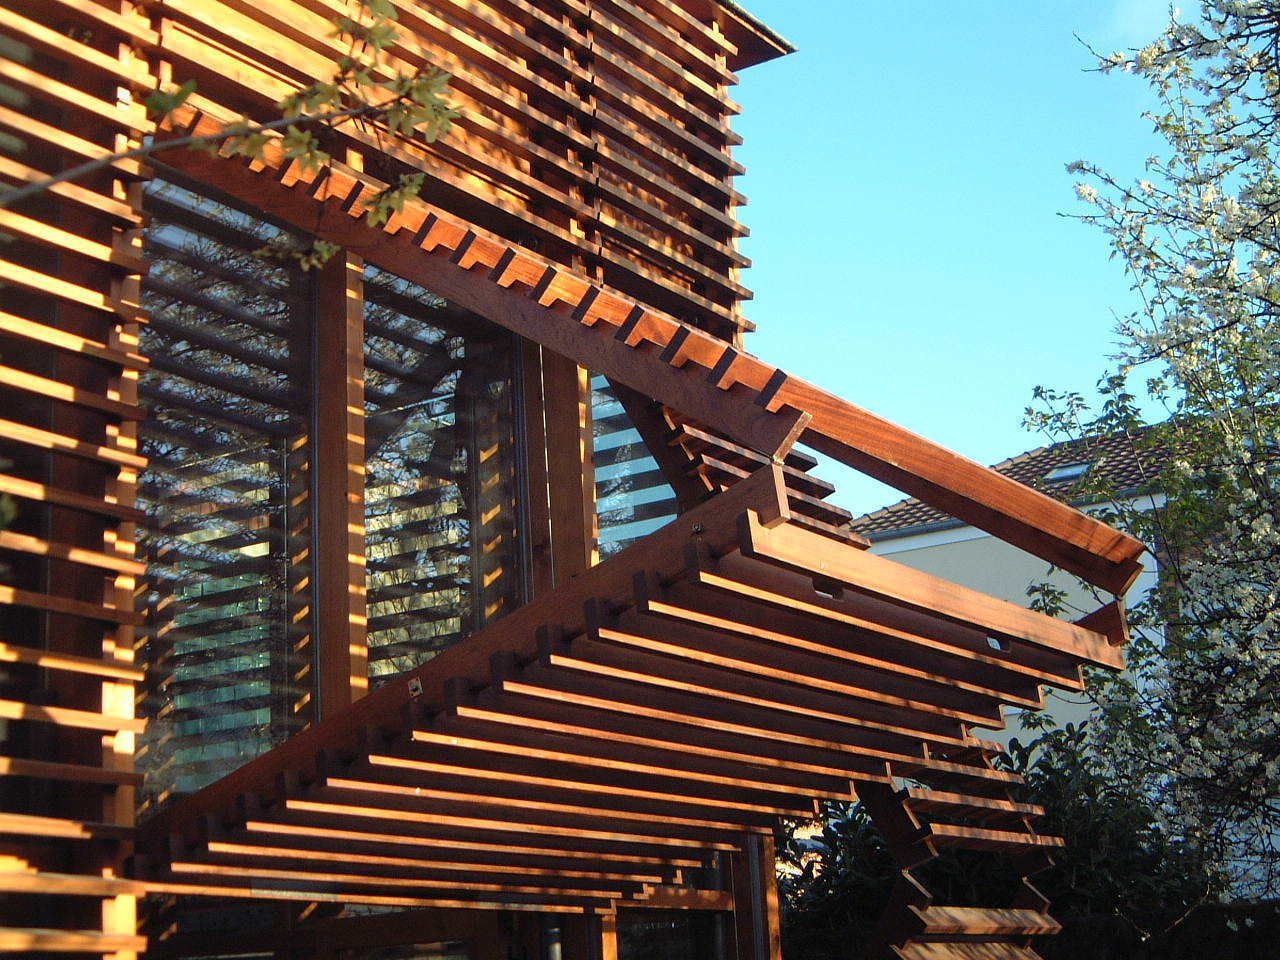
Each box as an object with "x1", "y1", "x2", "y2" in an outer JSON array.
[
  {"x1": 0, "y1": 363, "x2": 143, "y2": 420},
  {"x1": 0, "y1": 473, "x2": 146, "y2": 524},
  {"x1": 910, "y1": 906, "x2": 1062, "y2": 937},
  {"x1": 0, "y1": 812, "x2": 133, "y2": 842},
  {"x1": 0, "y1": 584, "x2": 142, "y2": 625},
  {"x1": 740, "y1": 512, "x2": 1125, "y2": 669},
  {"x1": 0, "y1": 699, "x2": 145, "y2": 734},
  {"x1": 0, "y1": 641, "x2": 144, "y2": 681},
  {"x1": 0, "y1": 756, "x2": 142, "y2": 787},
  {"x1": 0, "y1": 311, "x2": 146, "y2": 369},
  {"x1": 0, "y1": 530, "x2": 144, "y2": 576},
  {"x1": 0, "y1": 417, "x2": 147, "y2": 469},
  {"x1": 0, "y1": 928, "x2": 147, "y2": 953}
]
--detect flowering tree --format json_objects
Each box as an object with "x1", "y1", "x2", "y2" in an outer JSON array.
[{"x1": 1029, "y1": 0, "x2": 1280, "y2": 897}]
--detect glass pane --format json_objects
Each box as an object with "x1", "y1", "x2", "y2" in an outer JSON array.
[
  {"x1": 363, "y1": 265, "x2": 519, "y2": 680},
  {"x1": 592, "y1": 375, "x2": 678, "y2": 558},
  {"x1": 136, "y1": 177, "x2": 314, "y2": 815},
  {"x1": 618, "y1": 909, "x2": 725, "y2": 960}
]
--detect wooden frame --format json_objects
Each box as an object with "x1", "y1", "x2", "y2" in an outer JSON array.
[{"x1": 0, "y1": 2, "x2": 1136, "y2": 957}]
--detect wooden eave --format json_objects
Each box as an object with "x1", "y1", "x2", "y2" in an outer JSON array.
[
  {"x1": 697, "y1": 0, "x2": 795, "y2": 70},
  {"x1": 137, "y1": 466, "x2": 1120, "y2": 914}
]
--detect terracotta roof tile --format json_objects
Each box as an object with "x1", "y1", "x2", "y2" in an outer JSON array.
[{"x1": 853, "y1": 426, "x2": 1166, "y2": 539}]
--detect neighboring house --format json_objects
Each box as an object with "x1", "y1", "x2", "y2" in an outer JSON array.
[{"x1": 854, "y1": 430, "x2": 1167, "y2": 742}]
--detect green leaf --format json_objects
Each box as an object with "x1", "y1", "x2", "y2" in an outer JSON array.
[{"x1": 145, "y1": 79, "x2": 197, "y2": 119}]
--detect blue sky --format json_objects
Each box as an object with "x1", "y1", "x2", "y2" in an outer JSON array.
[{"x1": 732, "y1": 1, "x2": 1172, "y2": 511}]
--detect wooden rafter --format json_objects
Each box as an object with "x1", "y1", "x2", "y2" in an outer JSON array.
[
  {"x1": 153, "y1": 114, "x2": 1146, "y2": 597},
  {"x1": 134, "y1": 465, "x2": 1123, "y2": 960}
]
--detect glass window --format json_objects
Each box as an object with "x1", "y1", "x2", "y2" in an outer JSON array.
[
  {"x1": 363, "y1": 265, "x2": 520, "y2": 681},
  {"x1": 592, "y1": 375, "x2": 678, "y2": 557},
  {"x1": 136, "y1": 176, "x2": 314, "y2": 813},
  {"x1": 1043, "y1": 461, "x2": 1092, "y2": 483},
  {"x1": 618, "y1": 909, "x2": 726, "y2": 960}
]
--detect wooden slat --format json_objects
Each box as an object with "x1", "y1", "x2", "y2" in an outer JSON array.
[
  {"x1": 0, "y1": 473, "x2": 146, "y2": 524},
  {"x1": 0, "y1": 584, "x2": 142, "y2": 625},
  {"x1": 0, "y1": 812, "x2": 133, "y2": 842},
  {"x1": 0, "y1": 699, "x2": 145, "y2": 734},
  {"x1": 0, "y1": 362, "x2": 143, "y2": 420},
  {"x1": 0, "y1": 928, "x2": 147, "y2": 953},
  {"x1": 0, "y1": 258, "x2": 141, "y2": 319},
  {"x1": 926, "y1": 823, "x2": 1063, "y2": 852},
  {"x1": 0, "y1": 530, "x2": 144, "y2": 576},
  {"x1": 0, "y1": 641, "x2": 144, "y2": 681},
  {"x1": 654, "y1": 580, "x2": 1046, "y2": 706},
  {"x1": 896, "y1": 944, "x2": 1041, "y2": 960},
  {"x1": 910, "y1": 906, "x2": 1062, "y2": 937},
  {"x1": 0, "y1": 756, "x2": 143, "y2": 787},
  {"x1": 0, "y1": 310, "x2": 147, "y2": 370},
  {"x1": 689, "y1": 556, "x2": 1086, "y2": 690},
  {"x1": 740, "y1": 512, "x2": 1125, "y2": 670},
  {"x1": 0, "y1": 417, "x2": 146, "y2": 469}
]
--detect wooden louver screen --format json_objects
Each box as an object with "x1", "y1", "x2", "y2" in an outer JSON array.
[
  {"x1": 363, "y1": 266, "x2": 519, "y2": 681},
  {"x1": 136, "y1": 176, "x2": 315, "y2": 813}
]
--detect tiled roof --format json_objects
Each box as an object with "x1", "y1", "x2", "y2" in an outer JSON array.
[{"x1": 853, "y1": 427, "x2": 1166, "y2": 539}]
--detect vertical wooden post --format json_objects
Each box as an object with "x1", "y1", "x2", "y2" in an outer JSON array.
[
  {"x1": 758, "y1": 833, "x2": 784, "y2": 960},
  {"x1": 598, "y1": 913, "x2": 618, "y2": 960},
  {"x1": 519, "y1": 341, "x2": 555, "y2": 598},
  {"x1": 731, "y1": 834, "x2": 783, "y2": 960},
  {"x1": 542, "y1": 350, "x2": 597, "y2": 584},
  {"x1": 313, "y1": 252, "x2": 368, "y2": 718}
]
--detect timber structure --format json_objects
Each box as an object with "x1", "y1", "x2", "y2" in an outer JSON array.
[{"x1": 0, "y1": 0, "x2": 1143, "y2": 958}]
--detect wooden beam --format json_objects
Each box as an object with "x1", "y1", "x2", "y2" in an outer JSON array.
[
  {"x1": 740, "y1": 511, "x2": 1125, "y2": 670},
  {"x1": 147, "y1": 464, "x2": 788, "y2": 838},
  {"x1": 608, "y1": 381, "x2": 711, "y2": 511},
  {"x1": 519, "y1": 341, "x2": 555, "y2": 598},
  {"x1": 543, "y1": 350, "x2": 597, "y2": 582},
  {"x1": 314, "y1": 252, "x2": 369, "y2": 716},
  {"x1": 156, "y1": 133, "x2": 1144, "y2": 594}
]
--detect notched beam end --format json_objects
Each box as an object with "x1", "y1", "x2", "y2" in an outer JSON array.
[{"x1": 1074, "y1": 599, "x2": 1131, "y2": 648}]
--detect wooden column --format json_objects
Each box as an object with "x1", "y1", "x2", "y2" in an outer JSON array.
[
  {"x1": 542, "y1": 350, "x2": 597, "y2": 584},
  {"x1": 598, "y1": 913, "x2": 618, "y2": 960},
  {"x1": 313, "y1": 252, "x2": 368, "y2": 717},
  {"x1": 731, "y1": 834, "x2": 783, "y2": 960},
  {"x1": 519, "y1": 341, "x2": 555, "y2": 598}
]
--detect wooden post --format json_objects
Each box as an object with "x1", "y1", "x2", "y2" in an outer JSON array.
[
  {"x1": 731, "y1": 834, "x2": 783, "y2": 960},
  {"x1": 542, "y1": 350, "x2": 597, "y2": 584},
  {"x1": 519, "y1": 341, "x2": 555, "y2": 598},
  {"x1": 313, "y1": 252, "x2": 368, "y2": 717},
  {"x1": 598, "y1": 913, "x2": 619, "y2": 960}
]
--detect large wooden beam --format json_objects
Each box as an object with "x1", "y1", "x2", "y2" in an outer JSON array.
[
  {"x1": 608, "y1": 381, "x2": 711, "y2": 511},
  {"x1": 153, "y1": 129, "x2": 1144, "y2": 597},
  {"x1": 740, "y1": 511, "x2": 1125, "y2": 670},
  {"x1": 544, "y1": 351, "x2": 598, "y2": 582}
]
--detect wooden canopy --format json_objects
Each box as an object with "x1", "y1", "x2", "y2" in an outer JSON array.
[{"x1": 135, "y1": 465, "x2": 1126, "y2": 957}]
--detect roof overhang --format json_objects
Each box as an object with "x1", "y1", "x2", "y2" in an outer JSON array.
[
  {"x1": 139, "y1": 466, "x2": 1125, "y2": 912},
  {"x1": 704, "y1": 0, "x2": 796, "y2": 70}
]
